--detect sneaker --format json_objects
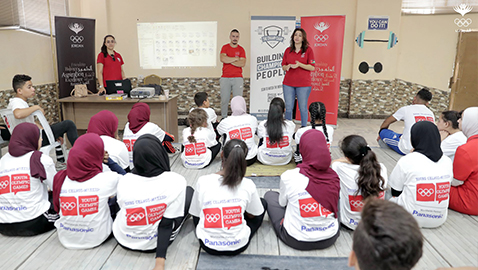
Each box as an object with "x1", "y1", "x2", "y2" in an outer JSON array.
[
  {"x1": 294, "y1": 152, "x2": 302, "y2": 164},
  {"x1": 55, "y1": 162, "x2": 67, "y2": 171}
]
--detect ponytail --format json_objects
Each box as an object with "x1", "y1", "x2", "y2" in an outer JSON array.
[
  {"x1": 101, "y1": 35, "x2": 115, "y2": 58},
  {"x1": 309, "y1": 102, "x2": 329, "y2": 142},
  {"x1": 340, "y1": 135, "x2": 384, "y2": 200},
  {"x1": 187, "y1": 109, "x2": 208, "y2": 143},
  {"x1": 266, "y1": 97, "x2": 286, "y2": 144},
  {"x1": 222, "y1": 139, "x2": 248, "y2": 189}
]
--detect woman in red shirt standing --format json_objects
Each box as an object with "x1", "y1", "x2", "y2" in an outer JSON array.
[
  {"x1": 281, "y1": 28, "x2": 315, "y2": 127},
  {"x1": 449, "y1": 107, "x2": 478, "y2": 215},
  {"x1": 97, "y1": 35, "x2": 126, "y2": 94}
]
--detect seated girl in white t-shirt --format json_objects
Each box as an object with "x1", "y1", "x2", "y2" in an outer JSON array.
[
  {"x1": 113, "y1": 134, "x2": 193, "y2": 270},
  {"x1": 436, "y1": 110, "x2": 467, "y2": 162},
  {"x1": 264, "y1": 129, "x2": 340, "y2": 250},
  {"x1": 181, "y1": 109, "x2": 220, "y2": 169},
  {"x1": 123, "y1": 103, "x2": 175, "y2": 170},
  {"x1": 294, "y1": 102, "x2": 334, "y2": 164},
  {"x1": 217, "y1": 96, "x2": 258, "y2": 166},
  {"x1": 331, "y1": 135, "x2": 388, "y2": 230},
  {"x1": 88, "y1": 110, "x2": 130, "y2": 171},
  {"x1": 389, "y1": 121, "x2": 453, "y2": 228},
  {"x1": 0, "y1": 123, "x2": 58, "y2": 236},
  {"x1": 189, "y1": 139, "x2": 266, "y2": 255},
  {"x1": 53, "y1": 133, "x2": 122, "y2": 249},
  {"x1": 257, "y1": 97, "x2": 296, "y2": 165}
]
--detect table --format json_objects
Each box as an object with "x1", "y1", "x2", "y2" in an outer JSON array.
[{"x1": 58, "y1": 95, "x2": 178, "y2": 138}]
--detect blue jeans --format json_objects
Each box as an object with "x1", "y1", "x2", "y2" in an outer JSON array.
[{"x1": 283, "y1": 85, "x2": 311, "y2": 127}]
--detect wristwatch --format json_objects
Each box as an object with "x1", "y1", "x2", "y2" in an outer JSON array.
[{"x1": 99, "y1": 85, "x2": 104, "y2": 89}]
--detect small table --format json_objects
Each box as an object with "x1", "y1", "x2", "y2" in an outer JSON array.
[{"x1": 58, "y1": 95, "x2": 178, "y2": 138}]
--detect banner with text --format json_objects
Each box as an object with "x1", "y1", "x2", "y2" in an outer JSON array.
[
  {"x1": 250, "y1": 16, "x2": 296, "y2": 120},
  {"x1": 55, "y1": 16, "x2": 96, "y2": 98},
  {"x1": 299, "y1": 16, "x2": 345, "y2": 125}
]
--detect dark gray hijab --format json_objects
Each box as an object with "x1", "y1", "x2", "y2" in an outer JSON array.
[
  {"x1": 132, "y1": 134, "x2": 170, "y2": 177},
  {"x1": 411, "y1": 121, "x2": 443, "y2": 162}
]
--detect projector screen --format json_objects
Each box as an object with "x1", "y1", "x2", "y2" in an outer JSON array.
[{"x1": 137, "y1": 21, "x2": 217, "y2": 69}]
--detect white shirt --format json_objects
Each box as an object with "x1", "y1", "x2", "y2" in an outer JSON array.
[
  {"x1": 113, "y1": 172, "x2": 186, "y2": 250},
  {"x1": 441, "y1": 131, "x2": 467, "y2": 162},
  {"x1": 257, "y1": 120, "x2": 296, "y2": 165},
  {"x1": 189, "y1": 174, "x2": 264, "y2": 251},
  {"x1": 123, "y1": 122, "x2": 166, "y2": 170},
  {"x1": 389, "y1": 152, "x2": 452, "y2": 228},
  {"x1": 279, "y1": 168, "x2": 339, "y2": 241},
  {"x1": 181, "y1": 127, "x2": 218, "y2": 169},
  {"x1": 7, "y1": 97, "x2": 34, "y2": 124},
  {"x1": 331, "y1": 162, "x2": 388, "y2": 230},
  {"x1": 217, "y1": 114, "x2": 258, "y2": 160},
  {"x1": 393, "y1": 104, "x2": 435, "y2": 154},
  {"x1": 190, "y1": 107, "x2": 217, "y2": 133},
  {"x1": 295, "y1": 125, "x2": 335, "y2": 148},
  {"x1": 101, "y1": 135, "x2": 130, "y2": 170},
  {"x1": 0, "y1": 152, "x2": 56, "y2": 223},
  {"x1": 55, "y1": 171, "x2": 120, "y2": 249}
]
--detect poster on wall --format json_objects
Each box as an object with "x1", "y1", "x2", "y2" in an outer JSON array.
[
  {"x1": 250, "y1": 16, "x2": 296, "y2": 120},
  {"x1": 300, "y1": 15, "x2": 345, "y2": 126},
  {"x1": 55, "y1": 16, "x2": 96, "y2": 98},
  {"x1": 137, "y1": 21, "x2": 217, "y2": 68}
]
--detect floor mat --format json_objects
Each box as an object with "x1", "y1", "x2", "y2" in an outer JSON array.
[
  {"x1": 245, "y1": 160, "x2": 296, "y2": 177},
  {"x1": 196, "y1": 253, "x2": 351, "y2": 270}
]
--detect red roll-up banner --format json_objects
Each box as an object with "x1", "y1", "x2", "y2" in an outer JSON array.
[{"x1": 298, "y1": 16, "x2": 345, "y2": 126}]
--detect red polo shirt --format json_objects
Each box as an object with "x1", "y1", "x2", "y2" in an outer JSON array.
[
  {"x1": 450, "y1": 135, "x2": 478, "y2": 215},
  {"x1": 221, "y1": 44, "x2": 246, "y2": 78},
  {"x1": 281, "y1": 46, "x2": 315, "y2": 87},
  {"x1": 97, "y1": 51, "x2": 124, "y2": 87}
]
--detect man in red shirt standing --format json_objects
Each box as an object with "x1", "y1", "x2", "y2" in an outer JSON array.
[{"x1": 220, "y1": 29, "x2": 246, "y2": 119}]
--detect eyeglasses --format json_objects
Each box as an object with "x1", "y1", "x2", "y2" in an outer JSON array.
[{"x1": 111, "y1": 54, "x2": 115, "y2": 61}]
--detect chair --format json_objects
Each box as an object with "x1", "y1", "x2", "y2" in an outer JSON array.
[
  {"x1": 143, "y1": 74, "x2": 162, "y2": 85},
  {"x1": 0, "y1": 109, "x2": 67, "y2": 161}
]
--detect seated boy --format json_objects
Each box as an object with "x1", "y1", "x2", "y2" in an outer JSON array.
[
  {"x1": 348, "y1": 199, "x2": 423, "y2": 270},
  {"x1": 7, "y1": 74, "x2": 79, "y2": 168},
  {"x1": 190, "y1": 91, "x2": 219, "y2": 136},
  {"x1": 377, "y1": 88, "x2": 435, "y2": 155}
]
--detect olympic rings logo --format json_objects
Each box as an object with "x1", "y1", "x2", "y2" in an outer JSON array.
[
  {"x1": 70, "y1": 35, "x2": 84, "y2": 43},
  {"x1": 454, "y1": 18, "x2": 472, "y2": 27},
  {"x1": 370, "y1": 21, "x2": 379, "y2": 28},
  {"x1": 417, "y1": 188, "x2": 434, "y2": 197},
  {"x1": 350, "y1": 200, "x2": 364, "y2": 209},
  {"x1": 314, "y1": 34, "x2": 329, "y2": 43},
  {"x1": 230, "y1": 132, "x2": 240, "y2": 139},
  {"x1": 128, "y1": 212, "x2": 145, "y2": 222},
  {"x1": 0, "y1": 181, "x2": 8, "y2": 189},
  {"x1": 301, "y1": 202, "x2": 318, "y2": 212},
  {"x1": 205, "y1": 213, "x2": 220, "y2": 223},
  {"x1": 185, "y1": 147, "x2": 194, "y2": 153},
  {"x1": 61, "y1": 202, "x2": 76, "y2": 211}
]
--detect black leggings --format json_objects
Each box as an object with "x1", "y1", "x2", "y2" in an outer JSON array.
[
  {"x1": 264, "y1": 191, "x2": 339, "y2": 250},
  {"x1": 0, "y1": 204, "x2": 58, "y2": 236},
  {"x1": 193, "y1": 198, "x2": 267, "y2": 256}
]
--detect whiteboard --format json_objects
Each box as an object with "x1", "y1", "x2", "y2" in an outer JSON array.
[{"x1": 137, "y1": 21, "x2": 217, "y2": 68}]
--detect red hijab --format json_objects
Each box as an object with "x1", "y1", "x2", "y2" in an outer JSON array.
[
  {"x1": 128, "y1": 103, "x2": 150, "y2": 134},
  {"x1": 8, "y1": 122, "x2": 46, "y2": 181},
  {"x1": 53, "y1": 133, "x2": 104, "y2": 212},
  {"x1": 297, "y1": 129, "x2": 340, "y2": 217},
  {"x1": 87, "y1": 110, "x2": 118, "y2": 138}
]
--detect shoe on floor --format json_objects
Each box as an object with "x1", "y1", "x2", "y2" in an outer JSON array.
[{"x1": 55, "y1": 162, "x2": 67, "y2": 171}]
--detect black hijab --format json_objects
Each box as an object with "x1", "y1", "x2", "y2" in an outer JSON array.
[
  {"x1": 410, "y1": 121, "x2": 443, "y2": 162},
  {"x1": 132, "y1": 134, "x2": 170, "y2": 177}
]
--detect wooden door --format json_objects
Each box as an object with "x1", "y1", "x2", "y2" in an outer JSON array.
[{"x1": 449, "y1": 31, "x2": 478, "y2": 111}]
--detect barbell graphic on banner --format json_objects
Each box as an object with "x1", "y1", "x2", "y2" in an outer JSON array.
[
  {"x1": 355, "y1": 31, "x2": 398, "y2": 49},
  {"x1": 358, "y1": 62, "x2": 383, "y2": 74}
]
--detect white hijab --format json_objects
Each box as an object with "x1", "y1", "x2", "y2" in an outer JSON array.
[{"x1": 461, "y1": 107, "x2": 478, "y2": 138}]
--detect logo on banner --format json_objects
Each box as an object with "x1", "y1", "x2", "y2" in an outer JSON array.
[
  {"x1": 313, "y1": 22, "x2": 331, "y2": 47},
  {"x1": 314, "y1": 34, "x2": 329, "y2": 43},
  {"x1": 69, "y1": 22, "x2": 85, "y2": 48},
  {"x1": 256, "y1": 25, "x2": 290, "y2": 49},
  {"x1": 314, "y1": 22, "x2": 330, "y2": 33}
]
